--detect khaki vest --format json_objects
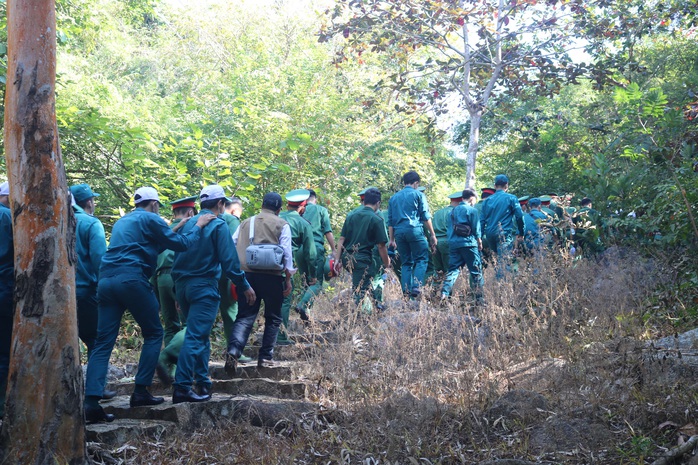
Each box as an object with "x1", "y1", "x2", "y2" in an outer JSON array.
[{"x1": 236, "y1": 208, "x2": 287, "y2": 273}]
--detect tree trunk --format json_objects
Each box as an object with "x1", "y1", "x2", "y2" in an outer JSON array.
[
  {"x1": 0, "y1": 0, "x2": 87, "y2": 463},
  {"x1": 465, "y1": 110, "x2": 482, "y2": 189}
]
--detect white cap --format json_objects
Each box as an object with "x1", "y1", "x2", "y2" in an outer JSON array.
[
  {"x1": 199, "y1": 185, "x2": 232, "y2": 203},
  {"x1": 134, "y1": 186, "x2": 162, "y2": 205},
  {"x1": 0, "y1": 182, "x2": 9, "y2": 196}
]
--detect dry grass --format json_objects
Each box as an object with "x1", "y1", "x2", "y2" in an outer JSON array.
[{"x1": 99, "y1": 246, "x2": 698, "y2": 464}]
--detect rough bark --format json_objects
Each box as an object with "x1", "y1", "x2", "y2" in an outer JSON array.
[{"x1": 0, "y1": 0, "x2": 87, "y2": 463}]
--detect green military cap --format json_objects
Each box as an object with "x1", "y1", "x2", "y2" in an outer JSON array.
[
  {"x1": 169, "y1": 195, "x2": 198, "y2": 208},
  {"x1": 286, "y1": 188, "x2": 311, "y2": 206},
  {"x1": 448, "y1": 191, "x2": 463, "y2": 200},
  {"x1": 518, "y1": 195, "x2": 530, "y2": 204},
  {"x1": 538, "y1": 195, "x2": 552, "y2": 202},
  {"x1": 417, "y1": 186, "x2": 426, "y2": 192},
  {"x1": 358, "y1": 186, "x2": 377, "y2": 197}
]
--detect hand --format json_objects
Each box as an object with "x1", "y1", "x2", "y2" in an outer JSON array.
[
  {"x1": 333, "y1": 256, "x2": 343, "y2": 273},
  {"x1": 195, "y1": 213, "x2": 217, "y2": 228},
  {"x1": 388, "y1": 240, "x2": 397, "y2": 250},
  {"x1": 282, "y1": 279, "x2": 292, "y2": 297},
  {"x1": 429, "y1": 236, "x2": 437, "y2": 253},
  {"x1": 243, "y1": 288, "x2": 256, "y2": 305},
  {"x1": 477, "y1": 239, "x2": 483, "y2": 251}
]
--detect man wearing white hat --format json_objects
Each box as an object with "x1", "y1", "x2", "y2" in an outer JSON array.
[
  {"x1": 83, "y1": 187, "x2": 215, "y2": 423},
  {"x1": 0, "y1": 181, "x2": 13, "y2": 418},
  {"x1": 171, "y1": 185, "x2": 256, "y2": 404}
]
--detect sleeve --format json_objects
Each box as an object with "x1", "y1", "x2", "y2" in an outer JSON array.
[
  {"x1": 387, "y1": 200, "x2": 394, "y2": 227},
  {"x1": 321, "y1": 208, "x2": 332, "y2": 235},
  {"x1": 513, "y1": 198, "x2": 525, "y2": 235},
  {"x1": 470, "y1": 208, "x2": 481, "y2": 239},
  {"x1": 302, "y1": 223, "x2": 317, "y2": 262},
  {"x1": 152, "y1": 215, "x2": 201, "y2": 252},
  {"x1": 374, "y1": 217, "x2": 388, "y2": 244},
  {"x1": 232, "y1": 223, "x2": 240, "y2": 245},
  {"x1": 88, "y1": 220, "x2": 107, "y2": 278},
  {"x1": 216, "y1": 222, "x2": 251, "y2": 292},
  {"x1": 280, "y1": 224, "x2": 296, "y2": 273},
  {"x1": 419, "y1": 193, "x2": 432, "y2": 221}
]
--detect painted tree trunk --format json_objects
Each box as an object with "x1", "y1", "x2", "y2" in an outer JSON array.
[
  {"x1": 0, "y1": 0, "x2": 87, "y2": 463},
  {"x1": 465, "y1": 111, "x2": 482, "y2": 189}
]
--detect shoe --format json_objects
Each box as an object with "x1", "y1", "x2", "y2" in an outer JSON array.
[
  {"x1": 172, "y1": 388, "x2": 209, "y2": 404},
  {"x1": 238, "y1": 354, "x2": 253, "y2": 363},
  {"x1": 130, "y1": 391, "x2": 165, "y2": 407},
  {"x1": 257, "y1": 359, "x2": 275, "y2": 369},
  {"x1": 294, "y1": 306, "x2": 310, "y2": 322},
  {"x1": 85, "y1": 405, "x2": 115, "y2": 424},
  {"x1": 101, "y1": 389, "x2": 117, "y2": 400},
  {"x1": 224, "y1": 351, "x2": 238, "y2": 375},
  {"x1": 197, "y1": 384, "x2": 212, "y2": 400},
  {"x1": 155, "y1": 363, "x2": 174, "y2": 386}
]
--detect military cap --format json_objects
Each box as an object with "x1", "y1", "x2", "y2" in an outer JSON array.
[
  {"x1": 494, "y1": 174, "x2": 509, "y2": 185},
  {"x1": 566, "y1": 207, "x2": 577, "y2": 215},
  {"x1": 286, "y1": 188, "x2": 310, "y2": 206},
  {"x1": 170, "y1": 195, "x2": 198, "y2": 209},
  {"x1": 538, "y1": 195, "x2": 552, "y2": 204},
  {"x1": 548, "y1": 192, "x2": 560, "y2": 197},
  {"x1": 448, "y1": 191, "x2": 463, "y2": 200},
  {"x1": 70, "y1": 183, "x2": 100, "y2": 203},
  {"x1": 518, "y1": 195, "x2": 530, "y2": 205},
  {"x1": 529, "y1": 197, "x2": 542, "y2": 207},
  {"x1": 481, "y1": 187, "x2": 496, "y2": 196}
]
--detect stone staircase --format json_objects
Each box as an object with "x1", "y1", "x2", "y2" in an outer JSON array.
[{"x1": 87, "y1": 331, "x2": 337, "y2": 446}]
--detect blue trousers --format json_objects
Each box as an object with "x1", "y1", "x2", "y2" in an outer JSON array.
[
  {"x1": 76, "y1": 287, "x2": 99, "y2": 357},
  {"x1": 0, "y1": 282, "x2": 13, "y2": 417},
  {"x1": 85, "y1": 273, "x2": 163, "y2": 397},
  {"x1": 441, "y1": 246, "x2": 484, "y2": 296},
  {"x1": 487, "y1": 233, "x2": 515, "y2": 280},
  {"x1": 395, "y1": 229, "x2": 429, "y2": 294},
  {"x1": 173, "y1": 277, "x2": 219, "y2": 391},
  {"x1": 228, "y1": 272, "x2": 284, "y2": 362}
]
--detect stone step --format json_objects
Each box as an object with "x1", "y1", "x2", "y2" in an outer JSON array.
[
  {"x1": 240, "y1": 342, "x2": 318, "y2": 361},
  {"x1": 101, "y1": 394, "x2": 317, "y2": 432},
  {"x1": 106, "y1": 377, "x2": 307, "y2": 399},
  {"x1": 208, "y1": 361, "x2": 294, "y2": 380},
  {"x1": 86, "y1": 418, "x2": 175, "y2": 446}
]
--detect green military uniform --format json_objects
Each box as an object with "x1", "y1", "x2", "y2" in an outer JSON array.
[
  {"x1": 278, "y1": 190, "x2": 316, "y2": 343},
  {"x1": 155, "y1": 196, "x2": 199, "y2": 346},
  {"x1": 431, "y1": 192, "x2": 463, "y2": 276},
  {"x1": 219, "y1": 212, "x2": 241, "y2": 343},
  {"x1": 339, "y1": 205, "x2": 389, "y2": 307},
  {"x1": 297, "y1": 201, "x2": 333, "y2": 313}
]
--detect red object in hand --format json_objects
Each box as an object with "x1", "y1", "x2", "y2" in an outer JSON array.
[{"x1": 230, "y1": 283, "x2": 238, "y2": 301}]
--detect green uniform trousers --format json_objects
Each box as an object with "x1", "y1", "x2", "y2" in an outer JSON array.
[
  {"x1": 218, "y1": 276, "x2": 238, "y2": 345},
  {"x1": 296, "y1": 246, "x2": 325, "y2": 312},
  {"x1": 157, "y1": 270, "x2": 184, "y2": 346},
  {"x1": 432, "y1": 239, "x2": 450, "y2": 275}
]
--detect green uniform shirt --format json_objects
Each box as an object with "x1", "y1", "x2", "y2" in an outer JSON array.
[
  {"x1": 432, "y1": 205, "x2": 455, "y2": 239},
  {"x1": 73, "y1": 205, "x2": 107, "y2": 290},
  {"x1": 340, "y1": 206, "x2": 389, "y2": 263},
  {"x1": 155, "y1": 218, "x2": 183, "y2": 273},
  {"x1": 223, "y1": 213, "x2": 241, "y2": 236},
  {"x1": 302, "y1": 203, "x2": 332, "y2": 248},
  {"x1": 279, "y1": 210, "x2": 316, "y2": 265}
]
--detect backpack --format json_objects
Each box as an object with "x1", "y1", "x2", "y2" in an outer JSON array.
[
  {"x1": 451, "y1": 208, "x2": 472, "y2": 237},
  {"x1": 245, "y1": 216, "x2": 285, "y2": 272}
]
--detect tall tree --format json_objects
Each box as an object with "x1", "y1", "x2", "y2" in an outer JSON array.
[
  {"x1": 321, "y1": 0, "x2": 591, "y2": 188},
  {"x1": 0, "y1": 0, "x2": 86, "y2": 463}
]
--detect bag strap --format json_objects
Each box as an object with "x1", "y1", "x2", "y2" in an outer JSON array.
[{"x1": 249, "y1": 216, "x2": 256, "y2": 244}]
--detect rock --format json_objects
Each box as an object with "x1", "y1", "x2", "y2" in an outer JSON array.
[
  {"x1": 86, "y1": 418, "x2": 174, "y2": 446},
  {"x1": 529, "y1": 416, "x2": 612, "y2": 453},
  {"x1": 652, "y1": 328, "x2": 698, "y2": 350},
  {"x1": 486, "y1": 390, "x2": 549, "y2": 426}
]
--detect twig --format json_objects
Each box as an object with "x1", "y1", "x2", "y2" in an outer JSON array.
[{"x1": 651, "y1": 435, "x2": 698, "y2": 465}]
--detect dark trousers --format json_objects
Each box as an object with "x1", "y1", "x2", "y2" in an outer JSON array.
[
  {"x1": 0, "y1": 282, "x2": 13, "y2": 417},
  {"x1": 227, "y1": 272, "x2": 284, "y2": 362},
  {"x1": 84, "y1": 273, "x2": 163, "y2": 397},
  {"x1": 77, "y1": 288, "x2": 98, "y2": 357}
]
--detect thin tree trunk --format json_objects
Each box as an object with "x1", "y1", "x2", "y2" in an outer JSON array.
[
  {"x1": 0, "y1": 0, "x2": 87, "y2": 463},
  {"x1": 465, "y1": 110, "x2": 481, "y2": 189}
]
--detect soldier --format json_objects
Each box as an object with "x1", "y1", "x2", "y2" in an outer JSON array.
[
  {"x1": 219, "y1": 197, "x2": 244, "y2": 349},
  {"x1": 0, "y1": 181, "x2": 13, "y2": 419},
  {"x1": 538, "y1": 195, "x2": 559, "y2": 221},
  {"x1": 84, "y1": 187, "x2": 215, "y2": 423},
  {"x1": 441, "y1": 188, "x2": 484, "y2": 302},
  {"x1": 226, "y1": 192, "x2": 295, "y2": 371},
  {"x1": 297, "y1": 189, "x2": 336, "y2": 319},
  {"x1": 155, "y1": 196, "x2": 198, "y2": 347},
  {"x1": 388, "y1": 171, "x2": 437, "y2": 298},
  {"x1": 523, "y1": 198, "x2": 549, "y2": 251},
  {"x1": 334, "y1": 188, "x2": 391, "y2": 308},
  {"x1": 278, "y1": 189, "x2": 316, "y2": 344},
  {"x1": 432, "y1": 192, "x2": 464, "y2": 277},
  {"x1": 518, "y1": 196, "x2": 530, "y2": 213},
  {"x1": 480, "y1": 175, "x2": 525, "y2": 280},
  {"x1": 171, "y1": 185, "x2": 255, "y2": 404}
]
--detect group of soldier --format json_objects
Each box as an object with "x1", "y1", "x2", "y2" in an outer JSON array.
[{"x1": 0, "y1": 171, "x2": 601, "y2": 423}]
